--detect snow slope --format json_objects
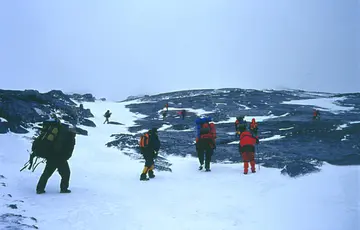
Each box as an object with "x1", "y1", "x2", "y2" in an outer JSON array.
[{"x1": 0, "y1": 100, "x2": 359, "y2": 230}]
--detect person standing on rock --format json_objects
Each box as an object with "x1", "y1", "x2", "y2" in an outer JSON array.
[
  {"x1": 103, "y1": 110, "x2": 112, "y2": 124},
  {"x1": 238, "y1": 125, "x2": 259, "y2": 174},
  {"x1": 139, "y1": 128, "x2": 161, "y2": 181},
  {"x1": 36, "y1": 123, "x2": 76, "y2": 194}
]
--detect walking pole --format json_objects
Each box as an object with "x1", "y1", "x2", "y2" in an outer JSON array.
[{"x1": 256, "y1": 144, "x2": 260, "y2": 171}]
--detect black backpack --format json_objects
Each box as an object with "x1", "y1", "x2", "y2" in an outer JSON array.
[{"x1": 21, "y1": 121, "x2": 76, "y2": 172}]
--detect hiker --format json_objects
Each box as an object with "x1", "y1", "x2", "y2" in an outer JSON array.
[
  {"x1": 162, "y1": 110, "x2": 167, "y2": 120},
  {"x1": 35, "y1": 120, "x2": 76, "y2": 194},
  {"x1": 195, "y1": 116, "x2": 216, "y2": 171},
  {"x1": 313, "y1": 109, "x2": 320, "y2": 120},
  {"x1": 249, "y1": 118, "x2": 258, "y2": 136},
  {"x1": 139, "y1": 128, "x2": 161, "y2": 181},
  {"x1": 238, "y1": 125, "x2": 259, "y2": 174},
  {"x1": 165, "y1": 103, "x2": 169, "y2": 111},
  {"x1": 180, "y1": 109, "x2": 186, "y2": 120},
  {"x1": 235, "y1": 116, "x2": 247, "y2": 137},
  {"x1": 104, "y1": 110, "x2": 112, "y2": 124}
]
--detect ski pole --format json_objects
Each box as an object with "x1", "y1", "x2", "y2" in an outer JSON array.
[{"x1": 256, "y1": 144, "x2": 260, "y2": 171}]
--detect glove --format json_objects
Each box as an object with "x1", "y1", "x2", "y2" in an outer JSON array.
[{"x1": 256, "y1": 138, "x2": 259, "y2": 144}]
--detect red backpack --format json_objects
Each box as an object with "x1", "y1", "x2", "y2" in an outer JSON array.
[{"x1": 200, "y1": 122, "x2": 216, "y2": 140}]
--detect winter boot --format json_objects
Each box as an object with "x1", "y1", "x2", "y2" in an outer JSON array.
[
  {"x1": 148, "y1": 170, "x2": 155, "y2": 179},
  {"x1": 36, "y1": 190, "x2": 45, "y2": 194},
  {"x1": 60, "y1": 189, "x2": 71, "y2": 193},
  {"x1": 205, "y1": 168, "x2": 211, "y2": 172},
  {"x1": 140, "y1": 173, "x2": 149, "y2": 181},
  {"x1": 199, "y1": 165, "x2": 203, "y2": 170}
]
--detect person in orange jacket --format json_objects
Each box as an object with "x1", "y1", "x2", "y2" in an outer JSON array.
[
  {"x1": 249, "y1": 118, "x2": 258, "y2": 136},
  {"x1": 239, "y1": 125, "x2": 259, "y2": 174},
  {"x1": 313, "y1": 109, "x2": 320, "y2": 120}
]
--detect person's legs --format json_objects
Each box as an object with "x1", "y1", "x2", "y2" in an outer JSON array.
[
  {"x1": 36, "y1": 162, "x2": 57, "y2": 193},
  {"x1": 58, "y1": 161, "x2": 71, "y2": 191}
]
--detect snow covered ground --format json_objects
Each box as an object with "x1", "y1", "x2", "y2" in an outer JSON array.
[
  {"x1": 1, "y1": 100, "x2": 359, "y2": 230},
  {"x1": 281, "y1": 97, "x2": 354, "y2": 113}
]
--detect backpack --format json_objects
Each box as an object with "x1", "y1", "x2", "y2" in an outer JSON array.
[
  {"x1": 31, "y1": 120, "x2": 61, "y2": 159},
  {"x1": 139, "y1": 132, "x2": 150, "y2": 153},
  {"x1": 21, "y1": 120, "x2": 62, "y2": 172},
  {"x1": 199, "y1": 122, "x2": 216, "y2": 139}
]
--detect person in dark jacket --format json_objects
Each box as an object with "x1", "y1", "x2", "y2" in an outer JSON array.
[
  {"x1": 238, "y1": 125, "x2": 259, "y2": 174},
  {"x1": 36, "y1": 124, "x2": 76, "y2": 194},
  {"x1": 180, "y1": 109, "x2": 186, "y2": 120},
  {"x1": 195, "y1": 117, "x2": 216, "y2": 171},
  {"x1": 104, "y1": 110, "x2": 112, "y2": 124},
  {"x1": 235, "y1": 116, "x2": 247, "y2": 137},
  {"x1": 140, "y1": 128, "x2": 161, "y2": 181}
]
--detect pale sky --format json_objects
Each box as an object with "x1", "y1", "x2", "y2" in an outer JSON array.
[{"x1": 0, "y1": 0, "x2": 358, "y2": 100}]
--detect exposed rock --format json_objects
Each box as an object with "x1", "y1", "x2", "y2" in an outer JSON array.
[
  {"x1": 70, "y1": 93, "x2": 96, "y2": 102},
  {"x1": 0, "y1": 89, "x2": 95, "y2": 134},
  {"x1": 7, "y1": 204, "x2": 18, "y2": 209}
]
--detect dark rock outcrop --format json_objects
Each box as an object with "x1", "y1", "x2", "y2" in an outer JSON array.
[
  {"x1": 70, "y1": 93, "x2": 96, "y2": 102},
  {"x1": 0, "y1": 89, "x2": 95, "y2": 135}
]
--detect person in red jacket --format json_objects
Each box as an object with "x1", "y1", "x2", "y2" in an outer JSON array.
[{"x1": 239, "y1": 126, "x2": 259, "y2": 174}]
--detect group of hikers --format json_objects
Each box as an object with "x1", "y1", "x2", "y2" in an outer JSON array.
[
  {"x1": 137, "y1": 114, "x2": 259, "y2": 180},
  {"x1": 24, "y1": 103, "x2": 319, "y2": 192}
]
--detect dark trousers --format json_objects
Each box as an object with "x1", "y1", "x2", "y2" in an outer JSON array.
[
  {"x1": 143, "y1": 151, "x2": 155, "y2": 168},
  {"x1": 141, "y1": 151, "x2": 155, "y2": 175},
  {"x1": 196, "y1": 139, "x2": 214, "y2": 169},
  {"x1": 36, "y1": 160, "x2": 70, "y2": 191},
  {"x1": 104, "y1": 118, "x2": 109, "y2": 124}
]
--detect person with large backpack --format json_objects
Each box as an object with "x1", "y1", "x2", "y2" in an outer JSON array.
[
  {"x1": 235, "y1": 116, "x2": 247, "y2": 137},
  {"x1": 104, "y1": 110, "x2": 112, "y2": 124},
  {"x1": 139, "y1": 128, "x2": 161, "y2": 181},
  {"x1": 238, "y1": 125, "x2": 259, "y2": 174},
  {"x1": 195, "y1": 116, "x2": 216, "y2": 171},
  {"x1": 35, "y1": 120, "x2": 76, "y2": 194}
]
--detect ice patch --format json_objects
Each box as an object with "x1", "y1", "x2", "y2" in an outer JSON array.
[
  {"x1": 260, "y1": 135, "x2": 285, "y2": 142},
  {"x1": 336, "y1": 124, "x2": 349, "y2": 130},
  {"x1": 158, "y1": 107, "x2": 214, "y2": 116},
  {"x1": 215, "y1": 113, "x2": 289, "y2": 124},
  {"x1": 341, "y1": 135, "x2": 349, "y2": 141},
  {"x1": 33, "y1": 107, "x2": 46, "y2": 116},
  {"x1": 0, "y1": 117, "x2": 7, "y2": 122},
  {"x1": 349, "y1": 121, "x2": 360, "y2": 124},
  {"x1": 158, "y1": 124, "x2": 173, "y2": 131},
  {"x1": 279, "y1": 127, "x2": 294, "y2": 131},
  {"x1": 234, "y1": 102, "x2": 251, "y2": 110},
  {"x1": 281, "y1": 97, "x2": 354, "y2": 113},
  {"x1": 229, "y1": 135, "x2": 285, "y2": 144}
]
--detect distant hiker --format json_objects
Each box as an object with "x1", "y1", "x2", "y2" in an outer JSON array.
[
  {"x1": 235, "y1": 116, "x2": 247, "y2": 137},
  {"x1": 238, "y1": 125, "x2": 259, "y2": 174},
  {"x1": 165, "y1": 103, "x2": 169, "y2": 111},
  {"x1": 180, "y1": 109, "x2": 186, "y2": 120},
  {"x1": 313, "y1": 109, "x2": 320, "y2": 120},
  {"x1": 195, "y1": 116, "x2": 216, "y2": 171},
  {"x1": 34, "y1": 120, "x2": 76, "y2": 194},
  {"x1": 162, "y1": 110, "x2": 167, "y2": 120},
  {"x1": 104, "y1": 110, "x2": 112, "y2": 124},
  {"x1": 249, "y1": 118, "x2": 258, "y2": 136},
  {"x1": 139, "y1": 128, "x2": 161, "y2": 181}
]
